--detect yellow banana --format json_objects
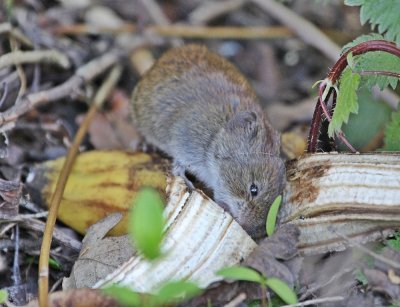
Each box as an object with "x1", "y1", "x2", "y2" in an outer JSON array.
[{"x1": 30, "y1": 151, "x2": 169, "y2": 236}]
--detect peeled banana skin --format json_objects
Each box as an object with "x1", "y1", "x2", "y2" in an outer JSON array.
[{"x1": 26, "y1": 150, "x2": 170, "y2": 236}]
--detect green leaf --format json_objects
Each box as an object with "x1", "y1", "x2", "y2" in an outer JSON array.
[
  {"x1": 0, "y1": 289, "x2": 8, "y2": 304},
  {"x1": 354, "y1": 52, "x2": 400, "y2": 90},
  {"x1": 384, "y1": 110, "x2": 400, "y2": 151},
  {"x1": 129, "y1": 188, "x2": 165, "y2": 260},
  {"x1": 354, "y1": 269, "x2": 369, "y2": 286},
  {"x1": 216, "y1": 266, "x2": 265, "y2": 284},
  {"x1": 49, "y1": 257, "x2": 62, "y2": 270},
  {"x1": 156, "y1": 280, "x2": 202, "y2": 304},
  {"x1": 266, "y1": 195, "x2": 282, "y2": 237},
  {"x1": 344, "y1": 0, "x2": 400, "y2": 46},
  {"x1": 102, "y1": 285, "x2": 141, "y2": 306},
  {"x1": 328, "y1": 67, "x2": 361, "y2": 137},
  {"x1": 340, "y1": 89, "x2": 391, "y2": 150},
  {"x1": 265, "y1": 278, "x2": 297, "y2": 305},
  {"x1": 387, "y1": 232, "x2": 400, "y2": 251}
]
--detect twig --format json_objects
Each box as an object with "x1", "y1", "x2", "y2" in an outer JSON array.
[
  {"x1": 9, "y1": 38, "x2": 27, "y2": 98},
  {"x1": 0, "y1": 82, "x2": 8, "y2": 108},
  {"x1": 299, "y1": 267, "x2": 354, "y2": 300},
  {"x1": 12, "y1": 225, "x2": 21, "y2": 286},
  {"x1": 223, "y1": 293, "x2": 247, "y2": 307},
  {"x1": 6, "y1": 212, "x2": 49, "y2": 219},
  {"x1": 53, "y1": 23, "x2": 292, "y2": 40},
  {"x1": 0, "y1": 51, "x2": 120, "y2": 130},
  {"x1": 250, "y1": 0, "x2": 341, "y2": 60},
  {"x1": 38, "y1": 65, "x2": 122, "y2": 307},
  {"x1": 281, "y1": 296, "x2": 345, "y2": 307},
  {"x1": 0, "y1": 49, "x2": 70, "y2": 71},
  {"x1": 0, "y1": 22, "x2": 33, "y2": 47},
  {"x1": 189, "y1": 0, "x2": 245, "y2": 24},
  {"x1": 2, "y1": 216, "x2": 81, "y2": 252},
  {"x1": 148, "y1": 25, "x2": 292, "y2": 39}
]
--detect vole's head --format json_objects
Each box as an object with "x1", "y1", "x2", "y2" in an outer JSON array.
[{"x1": 209, "y1": 111, "x2": 285, "y2": 239}]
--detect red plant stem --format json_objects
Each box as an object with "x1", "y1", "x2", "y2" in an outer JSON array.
[
  {"x1": 327, "y1": 40, "x2": 400, "y2": 83},
  {"x1": 307, "y1": 40, "x2": 400, "y2": 153},
  {"x1": 307, "y1": 99, "x2": 322, "y2": 152}
]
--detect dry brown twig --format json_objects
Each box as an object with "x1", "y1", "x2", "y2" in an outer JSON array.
[
  {"x1": 9, "y1": 38, "x2": 28, "y2": 98},
  {"x1": 0, "y1": 49, "x2": 70, "y2": 71},
  {"x1": 0, "y1": 22, "x2": 33, "y2": 47},
  {"x1": 53, "y1": 23, "x2": 293, "y2": 40},
  {"x1": 0, "y1": 51, "x2": 121, "y2": 132},
  {"x1": 38, "y1": 65, "x2": 122, "y2": 306},
  {"x1": 3, "y1": 215, "x2": 82, "y2": 252}
]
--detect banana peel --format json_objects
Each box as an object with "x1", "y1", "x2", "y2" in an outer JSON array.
[{"x1": 27, "y1": 151, "x2": 170, "y2": 236}]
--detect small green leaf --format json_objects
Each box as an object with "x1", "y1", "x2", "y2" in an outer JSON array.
[
  {"x1": 0, "y1": 289, "x2": 8, "y2": 304},
  {"x1": 266, "y1": 195, "x2": 282, "y2": 237},
  {"x1": 265, "y1": 278, "x2": 297, "y2": 305},
  {"x1": 49, "y1": 257, "x2": 62, "y2": 270},
  {"x1": 387, "y1": 232, "x2": 400, "y2": 251},
  {"x1": 328, "y1": 67, "x2": 360, "y2": 137},
  {"x1": 216, "y1": 266, "x2": 265, "y2": 284},
  {"x1": 129, "y1": 188, "x2": 165, "y2": 260},
  {"x1": 156, "y1": 280, "x2": 202, "y2": 304},
  {"x1": 344, "y1": 0, "x2": 400, "y2": 45},
  {"x1": 354, "y1": 52, "x2": 400, "y2": 90},
  {"x1": 354, "y1": 269, "x2": 369, "y2": 286},
  {"x1": 347, "y1": 52, "x2": 355, "y2": 69},
  {"x1": 340, "y1": 89, "x2": 391, "y2": 150},
  {"x1": 384, "y1": 110, "x2": 400, "y2": 151},
  {"x1": 102, "y1": 285, "x2": 141, "y2": 306}
]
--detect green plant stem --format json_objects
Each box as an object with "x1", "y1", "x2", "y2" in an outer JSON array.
[{"x1": 261, "y1": 283, "x2": 267, "y2": 307}]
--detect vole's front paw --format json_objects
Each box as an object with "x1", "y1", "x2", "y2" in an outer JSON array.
[{"x1": 172, "y1": 161, "x2": 195, "y2": 190}]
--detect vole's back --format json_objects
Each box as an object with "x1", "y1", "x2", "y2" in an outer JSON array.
[{"x1": 131, "y1": 45, "x2": 263, "y2": 160}]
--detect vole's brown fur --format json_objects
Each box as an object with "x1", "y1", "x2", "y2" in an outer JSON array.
[{"x1": 132, "y1": 45, "x2": 285, "y2": 238}]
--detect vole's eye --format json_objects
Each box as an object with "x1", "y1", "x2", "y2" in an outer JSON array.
[{"x1": 250, "y1": 183, "x2": 258, "y2": 197}]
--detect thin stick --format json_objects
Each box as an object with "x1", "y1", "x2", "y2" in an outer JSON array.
[
  {"x1": 223, "y1": 293, "x2": 247, "y2": 307},
  {"x1": 53, "y1": 23, "x2": 292, "y2": 40},
  {"x1": 189, "y1": 0, "x2": 245, "y2": 24},
  {"x1": 250, "y1": 0, "x2": 341, "y2": 60},
  {"x1": 0, "y1": 49, "x2": 70, "y2": 70},
  {"x1": 149, "y1": 25, "x2": 292, "y2": 39},
  {"x1": 9, "y1": 38, "x2": 27, "y2": 98},
  {"x1": 38, "y1": 65, "x2": 122, "y2": 307},
  {"x1": 0, "y1": 22, "x2": 33, "y2": 47},
  {"x1": 281, "y1": 296, "x2": 345, "y2": 307}
]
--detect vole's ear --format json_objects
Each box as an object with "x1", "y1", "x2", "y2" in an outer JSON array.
[{"x1": 227, "y1": 111, "x2": 258, "y2": 136}]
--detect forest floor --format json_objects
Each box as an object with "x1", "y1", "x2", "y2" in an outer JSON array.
[{"x1": 0, "y1": 0, "x2": 399, "y2": 306}]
